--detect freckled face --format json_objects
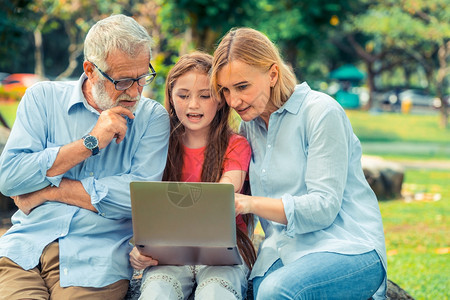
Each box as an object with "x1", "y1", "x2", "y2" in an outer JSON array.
[
  {"x1": 172, "y1": 71, "x2": 218, "y2": 137},
  {"x1": 217, "y1": 60, "x2": 277, "y2": 122}
]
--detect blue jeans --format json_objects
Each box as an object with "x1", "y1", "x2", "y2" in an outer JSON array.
[
  {"x1": 140, "y1": 263, "x2": 249, "y2": 300},
  {"x1": 252, "y1": 250, "x2": 385, "y2": 300}
]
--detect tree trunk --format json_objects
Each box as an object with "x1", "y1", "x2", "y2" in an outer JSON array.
[
  {"x1": 284, "y1": 40, "x2": 301, "y2": 81},
  {"x1": 55, "y1": 21, "x2": 84, "y2": 80},
  {"x1": 34, "y1": 28, "x2": 44, "y2": 77},
  {"x1": 55, "y1": 43, "x2": 83, "y2": 80},
  {"x1": 345, "y1": 34, "x2": 379, "y2": 110},
  {"x1": 179, "y1": 28, "x2": 193, "y2": 56},
  {"x1": 436, "y1": 41, "x2": 449, "y2": 129},
  {"x1": 365, "y1": 61, "x2": 376, "y2": 110}
]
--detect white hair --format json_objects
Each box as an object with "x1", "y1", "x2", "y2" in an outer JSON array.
[{"x1": 84, "y1": 14, "x2": 152, "y2": 71}]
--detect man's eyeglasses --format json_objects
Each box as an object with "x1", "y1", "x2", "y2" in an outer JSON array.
[{"x1": 90, "y1": 61, "x2": 157, "y2": 91}]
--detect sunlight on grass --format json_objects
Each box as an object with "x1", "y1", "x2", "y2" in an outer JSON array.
[
  {"x1": 345, "y1": 110, "x2": 450, "y2": 144},
  {"x1": 0, "y1": 101, "x2": 19, "y2": 128},
  {"x1": 380, "y1": 169, "x2": 449, "y2": 299},
  {"x1": 252, "y1": 169, "x2": 449, "y2": 298}
]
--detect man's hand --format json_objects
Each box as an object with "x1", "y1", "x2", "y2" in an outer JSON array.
[
  {"x1": 129, "y1": 246, "x2": 159, "y2": 270},
  {"x1": 12, "y1": 187, "x2": 50, "y2": 215},
  {"x1": 91, "y1": 106, "x2": 135, "y2": 148},
  {"x1": 47, "y1": 107, "x2": 135, "y2": 178}
]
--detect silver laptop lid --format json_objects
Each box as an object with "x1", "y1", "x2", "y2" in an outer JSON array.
[{"x1": 130, "y1": 181, "x2": 242, "y2": 265}]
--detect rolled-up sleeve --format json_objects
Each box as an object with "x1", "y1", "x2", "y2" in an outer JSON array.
[
  {"x1": 281, "y1": 108, "x2": 349, "y2": 235},
  {"x1": 0, "y1": 87, "x2": 58, "y2": 196},
  {"x1": 81, "y1": 176, "x2": 108, "y2": 206}
]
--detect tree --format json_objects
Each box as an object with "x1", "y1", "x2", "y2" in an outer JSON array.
[
  {"x1": 0, "y1": 0, "x2": 35, "y2": 71},
  {"x1": 345, "y1": 0, "x2": 449, "y2": 127},
  {"x1": 331, "y1": 31, "x2": 407, "y2": 109},
  {"x1": 158, "y1": 0, "x2": 260, "y2": 52},
  {"x1": 27, "y1": 0, "x2": 131, "y2": 79},
  {"x1": 3, "y1": 0, "x2": 135, "y2": 78},
  {"x1": 249, "y1": 0, "x2": 360, "y2": 81}
]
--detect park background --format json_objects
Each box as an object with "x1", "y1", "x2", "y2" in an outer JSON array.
[{"x1": 0, "y1": 1, "x2": 449, "y2": 299}]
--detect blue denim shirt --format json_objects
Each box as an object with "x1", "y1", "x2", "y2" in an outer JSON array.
[
  {"x1": 0, "y1": 74, "x2": 170, "y2": 287},
  {"x1": 241, "y1": 83, "x2": 387, "y2": 299}
]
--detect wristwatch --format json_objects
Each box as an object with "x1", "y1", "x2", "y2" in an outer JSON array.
[{"x1": 82, "y1": 134, "x2": 99, "y2": 156}]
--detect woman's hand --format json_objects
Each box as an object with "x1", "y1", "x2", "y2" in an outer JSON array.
[
  {"x1": 235, "y1": 193, "x2": 288, "y2": 225},
  {"x1": 129, "y1": 246, "x2": 159, "y2": 270},
  {"x1": 234, "y1": 193, "x2": 254, "y2": 215}
]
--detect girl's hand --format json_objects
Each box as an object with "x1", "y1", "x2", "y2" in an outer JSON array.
[
  {"x1": 129, "y1": 246, "x2": 159, "y2": 270},
  {"x1": 235, "y1": 193, "x2": 253, "y2": 215}
]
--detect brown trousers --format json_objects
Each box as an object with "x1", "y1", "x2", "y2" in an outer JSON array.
[{"x1": 0, "y1": 242, "x2": 129, "y2": 300}]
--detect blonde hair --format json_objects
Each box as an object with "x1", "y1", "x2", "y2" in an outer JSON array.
[
  {"x1": 211, "y1": 27, "x2": 297, "y2": 108},
  {"x1": 84, "y1": 14, "x2": 152, "y2": 71}
]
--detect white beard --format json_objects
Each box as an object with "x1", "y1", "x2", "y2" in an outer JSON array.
[{"x1": 91, "y1": 80, "x2": 141, "y2": 113}]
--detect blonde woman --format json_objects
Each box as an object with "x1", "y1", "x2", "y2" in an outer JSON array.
[{"x1": 211, "y1": 28, "x2": 387, "y2": 300}]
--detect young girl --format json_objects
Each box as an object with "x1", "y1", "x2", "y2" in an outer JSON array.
[{"x1": 129, "y1": 52, "x2": 256, "y2": 300}]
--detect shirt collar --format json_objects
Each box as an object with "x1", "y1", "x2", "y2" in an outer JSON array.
[
  {"x1": 68, "y1": 73, "x2": 94, "y2": 114},
  {"x1": 253, "y1": 82, "x2": 311, "y2": 128},
  {"x1": 276, "y1": 82, "x2": 311, "y2": 115}
]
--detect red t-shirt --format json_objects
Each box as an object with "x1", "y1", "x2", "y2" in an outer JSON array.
[{"x1": 181, "y1": 134, "x2": 251, "y2": 233}]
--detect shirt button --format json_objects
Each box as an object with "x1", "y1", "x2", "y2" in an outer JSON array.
[
  {"x1": 60, "y1": 233, "x2": 64, "y2": 237},
  {"x1": 89, "y1": 172, "x2": 94, "y2": 176},
  {"x1": 63, "y1": 268, "x2": 68, "y2": 275},
  {"x1": 101, "y1": 213, "x2": 106, "y2": 217},
  {"x1": 262, "y1": 169, "x2": 266, "y2": 173},
  {"x1": 267, "y1": 144, "x2": 271, "y2": 148}
]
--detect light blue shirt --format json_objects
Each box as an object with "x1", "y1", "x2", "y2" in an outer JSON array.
[
  {"x1": 241, "y1": 83, "x2": 387, "y2": 298},
  {"x1": 0, "y1": 74, "x2": 170, "y2": 287}
]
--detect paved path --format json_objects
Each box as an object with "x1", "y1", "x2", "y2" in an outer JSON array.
[
  {"x1": 361, "y1": 141, "x2": 450, "y2": 160},
  {"x1": 385, "y1": 159, "x2": 450, "y2": 170},
  {"x1": 398, "y1": 161, "x2": 450, "y2": 170}
]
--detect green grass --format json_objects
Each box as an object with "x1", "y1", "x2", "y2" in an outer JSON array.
[
  {"x1": 345, "y1": 110, "x2": 450, "y2": 144},
  {"x1": 380, "y1": 169, "x2": 449, "y2": 299},
  {"x1": 0, "y1": 101, "x2": 19, "y2": 128},
  {"x1": 345, "y1": 110, "x2": 450, "y2": 159},
  {"x1": 347, "y1": 110, "x2": 450, "y2": 298}
]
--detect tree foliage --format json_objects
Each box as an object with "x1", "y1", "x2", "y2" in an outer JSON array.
[
  {"x1": 0, "y1": 0, "x2": 35, "y2": 70},
  {"x1": 344, "y1": 0, "x2": 449, "y2": 126},
  {"x1": 158, "y1": 0, "x2": 259, "y2": 52},
  {"x1": 1, "y1": 0, "x2": 448, "y2": 126},
  {"x1": 249, "y1": 0, "x2": 360, "y2": 81}
]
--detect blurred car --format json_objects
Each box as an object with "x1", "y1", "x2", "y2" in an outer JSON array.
[
  {"x1": 1, "y1": 73, "x2": 47, "y2": 95},
  {"x1": 0, "y1": 72, "x2": 10, "y2": 82},
  {"x1": 398, "y1": 89, "x2": 437, "y2": 107}
]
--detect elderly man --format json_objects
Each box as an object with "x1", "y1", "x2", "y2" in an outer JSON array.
[{"x1": 0, "y1": 14, "x2": 169, "y2": 299}]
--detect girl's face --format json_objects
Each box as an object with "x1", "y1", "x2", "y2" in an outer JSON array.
[
  {"x1": 172, "y1": 70, "x2": 218, "y2": 137},
  {"x1": 216, "y1": 60, "x2": 278, "y2": 123}
]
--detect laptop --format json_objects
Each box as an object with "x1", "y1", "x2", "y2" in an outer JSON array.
[{"x1": 130, "y1": 181, "x2": 242, "y2": 266}]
